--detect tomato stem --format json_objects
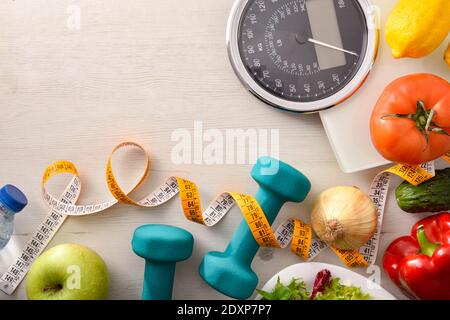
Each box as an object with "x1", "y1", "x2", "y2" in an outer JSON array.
[
  {"x1": 381, "y1": 114, "x2": 412, "y2": 119},
  {"x1": 381, "y1": 100, "x2": 449, "y2": 143},
  {"x1": 424, "y1": 109, "x2": 435, "y2": 143},
  {"x1": 432, "y1": 128, "x2": 450, "y2": 136}
]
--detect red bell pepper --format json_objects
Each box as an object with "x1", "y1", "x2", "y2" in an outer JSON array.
[{"x1": 383, "y1": 212, "x2": 450, "y2": 300}]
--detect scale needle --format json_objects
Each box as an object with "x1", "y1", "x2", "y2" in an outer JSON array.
[{"x1": 308, "y1": 38, "x2": 359, "y2": 57}]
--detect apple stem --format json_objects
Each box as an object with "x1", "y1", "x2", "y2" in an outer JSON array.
[{"x1": 43, "y1": 283, "x2": 63, "y2": 294}]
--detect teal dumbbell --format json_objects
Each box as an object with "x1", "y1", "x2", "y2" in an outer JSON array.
[
  {"x1": 199, "y1": 157, "x2": 311, "y2": 299},
  {"x1": 132, "y1": 224, "x2": 194, "y2": 300}
]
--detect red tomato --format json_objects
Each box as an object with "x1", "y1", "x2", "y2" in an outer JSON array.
[{"x1": 370, "y1": 73, "x2": 450, "y2": 165}]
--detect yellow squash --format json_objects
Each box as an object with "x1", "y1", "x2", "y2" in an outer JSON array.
[{"x1": 385, "y1": 0, "x2": 450, "y2": 59}]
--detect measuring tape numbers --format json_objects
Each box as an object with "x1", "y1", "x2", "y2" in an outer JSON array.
[
  {"x1": 0, "y1": 142, "x2": 445, "y2": 294},
  {"x1": 296, "y1": 161, "x2": 436, "y2": 268},
  {"x1": 0, "y1": 174, "x2": 81, "y2": 294},
  {"x1": 0, "y1": 142, "x2": 304, "y2": 294}
]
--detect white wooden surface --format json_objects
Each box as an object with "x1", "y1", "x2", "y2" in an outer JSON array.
[{"x1": 0, "y1": 0, "x2": 446, "y2": 300}]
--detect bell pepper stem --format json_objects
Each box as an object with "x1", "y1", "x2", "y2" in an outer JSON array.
[{"x1": 417, "y1": 225, "x2": 440, "y2": 258}]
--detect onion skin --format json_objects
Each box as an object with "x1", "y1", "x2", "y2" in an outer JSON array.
[{"x1": 311, "y1": 186, "x2": 378, "y2": 250}]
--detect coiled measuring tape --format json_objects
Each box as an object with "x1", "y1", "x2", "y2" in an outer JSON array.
[
  {"x1": 267, "y1": 161, "x2": 436, "y2": 268},
  {"x1": 317, "y1": 161, "x2": 436, "y2": 267},
  {"x1": 0, "y1": 142, "x2": 446, "y2": 294}
]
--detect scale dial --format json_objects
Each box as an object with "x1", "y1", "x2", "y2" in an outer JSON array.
[{"x1": 227, "y1": 0, "x2": 377, "y2": 112}]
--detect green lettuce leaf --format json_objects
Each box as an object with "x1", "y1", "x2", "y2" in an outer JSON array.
[
  {"x1": 314, "y1": 278, "x2": 371, "y2": 300},
  {"x1": 257, "y1": 276, "x2": 371, "y2": 300},
  {"x1": 256, "y1": 277, "x2": 310, "y2": 300}
]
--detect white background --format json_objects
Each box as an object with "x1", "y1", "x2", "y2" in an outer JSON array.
[{"x1": 0, "y1": 0, "x2": 448, "y2": 300}]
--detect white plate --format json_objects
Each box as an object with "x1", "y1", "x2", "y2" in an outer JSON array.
[
  {"x1": 256, "y1": 262, "x2": 396, "y2": 300},
  {"x1": 320, "y1": 0, "x2": 450, "y2": 173}
]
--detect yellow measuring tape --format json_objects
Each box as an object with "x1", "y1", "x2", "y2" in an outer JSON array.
[
  {"x1": 42, "y1": 143, "x2": 309, "y2": 256},
  {"x1": 305, "y1": 161, "x2": 438, "y2": 268},
  {"x1": 39, "y1": 143, "x2": 446, "y2": 266},
  {"x1": 0, "y1": 142, "x2": 448, "y2": 294}
]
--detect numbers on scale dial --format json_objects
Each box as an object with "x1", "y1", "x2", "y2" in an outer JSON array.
[{"x1": 239, "y1": 0, "x2": 367, "y2": 102}]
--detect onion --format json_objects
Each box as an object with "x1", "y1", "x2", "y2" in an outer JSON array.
[{"x1": 310, "y1": 186, "x2": 378, "y2": 250}]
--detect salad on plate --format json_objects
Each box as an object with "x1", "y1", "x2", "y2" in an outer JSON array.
[{"x1": 257, "y1": 269, "x2": 371, "y2": 300}]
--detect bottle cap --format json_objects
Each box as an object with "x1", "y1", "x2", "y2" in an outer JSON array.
[{"x1": 0, "y1": 184, "x2": 28, "y2": 213}]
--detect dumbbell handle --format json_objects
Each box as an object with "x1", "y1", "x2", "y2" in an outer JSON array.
[
  {"x1": 142, "y1": 261, "x2": 176, "y2": 300},
  {"x1": 224, "y1": 188, "x2": 284, "y2": 265}
]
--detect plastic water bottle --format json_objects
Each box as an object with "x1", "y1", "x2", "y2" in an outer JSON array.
[{"x1": 0, "y1": 185, "x2": 28, "y2": 249}]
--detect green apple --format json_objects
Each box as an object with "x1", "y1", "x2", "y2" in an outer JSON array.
[{"x1": 26, "y1": 243, "x2": 109, "y2": 300}]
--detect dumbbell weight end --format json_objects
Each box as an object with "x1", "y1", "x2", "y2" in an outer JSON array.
[
  {"x1": 199, "y1": 157, "x2": 311, "y2": 299},
  {"x1": 199, "y1": 189, "x2": 284, "y2": 299},
  {"x1": 132, "y1": 224, "x2": 194, "y2": 300},
  {"x1": 142, "y1": 261, "x2": 176, "y2": 300}
]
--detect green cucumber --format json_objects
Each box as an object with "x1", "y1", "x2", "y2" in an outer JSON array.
[{"x1": 395, "y1": 168, "x2": 450, "y2": 213}]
